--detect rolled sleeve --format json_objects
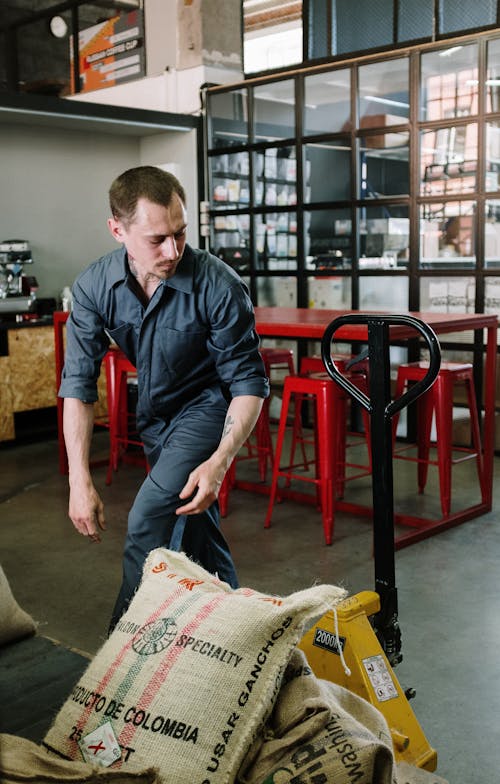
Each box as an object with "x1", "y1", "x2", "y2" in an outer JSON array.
[
  {"x1": 207, "y1": 282, "x2": 269, "y2": 400},
  {"x1": 58, "y1": 283, "x2": 110, "y2": 402}
]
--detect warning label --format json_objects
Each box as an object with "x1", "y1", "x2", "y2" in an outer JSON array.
[{"x1": 362, "y1": 655, "x2": 399, "y2": 702}]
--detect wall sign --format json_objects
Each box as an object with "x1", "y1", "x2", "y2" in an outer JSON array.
[{"x1": 70, "y1": 11, "x2": 145, "y2": 94}]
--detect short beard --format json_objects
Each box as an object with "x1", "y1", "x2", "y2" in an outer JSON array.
[{"x1": 128, "y1": 257, "x2": 162, "y2": 282}]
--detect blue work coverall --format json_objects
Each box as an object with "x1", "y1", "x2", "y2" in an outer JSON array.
[{"x1": 59, "y1": 244, "x2": 269, "y2": 628}]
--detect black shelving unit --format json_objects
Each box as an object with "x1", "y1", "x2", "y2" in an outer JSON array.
[{"x1": 203, "y1": 30, "x2": 500, "y2": 425}]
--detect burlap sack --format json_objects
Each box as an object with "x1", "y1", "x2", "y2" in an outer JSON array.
[
  {"x1": 0, "y1": 733, "x2": 158, "y2": 783},
  {"x1": 43, "y1": 549, "x2": 346, "y2": 784},
  {"x1": 238, "y1": 648, "x2": 395, "y2": 784},
  {"x1": 0, "y1": 565, "x2": 36, "y2": 647}
]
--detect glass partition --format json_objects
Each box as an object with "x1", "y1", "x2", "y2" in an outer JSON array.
[
  {"x1": 308, "y1": 275, "x2": 352, "y2": 309},
  {"x1": 485, "y1": 276, "x2": 500, "y2": 314},
  {"x1": 209, "y1": 152, "x2": 250, "y2": 210},
  {"x1": 254, "y1": 80, "x2": 295, "y2": 142},
  {"x1": 254, "y1": 146, "x2": 296, "y2": 207},
  {"x1": 304, "y1": 68, "x2": 351, "y2": 135},
  {"x1": 359, "y1": 131, "x2": 409, "y2": 198},
  {"x1": 420, "y1": 44, "x2": 478, "y2": 121},
  {"x1": 358, "y1": 57, "x2": 409, "y2": 127},
  {"x1": 206, "y1": 37, "x2": 499, "y2": 330},
  {"x1": 305, "y1": 207, "x2": 352, "y2": 271},
  {"x1": 419, "y1": 201, "x2": 476, "y2": 268},
  {"x1": 420, "y1": 276, "x2": 475, "y2": 312},
  {"x1": 358, "y1": 205, "x2": 409, "y2": 267},
  {"x1": 420, "y1": 123, "x2": 478, "y2": 196},
  {"x1": 255, "y1": 211, "x2": 297, "y2": 271},
  {"x1": 359, "y1": 275, "x2": 409, "y2": 310},
  {"x1": 305, "y1": 140, "x2": 351, "y2": 202},
  {"x1": 257, "y1": 276, "x2": 297, "y2": 307},
  {"x1": 486, "y1": 38, "x2": 500, "y2": 113},
  {"x1": 485, "y1": 200, "x2": 500, "y2": 267},
  {"x1": 207, "y1": 89, "x2": 248, "y2": 149},
  {"x1": 210, "y1": 214, "x2": 250, "y2": 259},
  {"x1": 486, "y1": 123, "x2": 500, "y2": 190}
]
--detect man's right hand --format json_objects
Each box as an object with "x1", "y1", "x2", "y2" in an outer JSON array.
[
  {"x1": 68, "y1": 479, "x2": 106, "y2": 542},
  {"x1": 63, "y1": 397, "x2": 105, "y2": 542}
]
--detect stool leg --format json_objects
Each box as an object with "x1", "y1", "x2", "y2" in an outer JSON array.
[
  {"x1": 417, "y1": 391, "x2": 434, "y2": 494},
  {"x1": 465, "y1": 376, "x2": 487, "y2": 502},
  {"x1": 391, "y1": 372, "x2": 406, "y2": 445},
  {"x1": 315, "y1": 383, "x2": 335, "y2": 545},
  {"x1": 334, "y1": 390, "x2": 348, "y2": 499},
  {"x1": 219, "y1": 457, "x2": 238, "y2": 517},
  {"x1": 434, "y1": 374, "x2": 452, "y2": 517},
  {"x1": 285, "y1": 355, "x2": 311, "y2": 470},
  {"x1": 288, "y1": 393, "x2": 311, "y2": 474},
  {"x1": 288, "y1": 391, "x2": 321, "y2": 506},
  {"x1": 255, "y1": 398, "x2": 273, "y2": 482},
  {"x1": 284, "y1": 391, "x2": 312, "y2": 489},
  {"x1": 219, "y1": 467, "x2": 232, "y2": 518},
  {"x1": 264, "y1": 383, "x2": 292, "y2": 529}
]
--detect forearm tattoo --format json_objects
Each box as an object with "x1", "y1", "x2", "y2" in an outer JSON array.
[{"x1": 221, "y1": 415, "x2": 235, "y2": 440}]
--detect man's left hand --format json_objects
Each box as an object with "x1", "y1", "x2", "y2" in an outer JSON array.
[{"x1": 176, "y1": 458, "x2": 227, "y2": 515}]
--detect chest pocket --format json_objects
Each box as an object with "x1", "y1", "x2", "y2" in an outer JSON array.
[
  {"x1": 157, "y1": 325, "x2": 208, "y2": 378},
  {"x1": 105, "y1": 324, "x2": 138, "y2": 360}
]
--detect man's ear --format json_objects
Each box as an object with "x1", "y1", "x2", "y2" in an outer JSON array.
[{"x1": 107, "y1": 216, "x2": 125, "y2": 243}]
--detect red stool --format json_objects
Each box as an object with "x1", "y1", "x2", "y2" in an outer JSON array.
[
  {"x1": 104, "y1": 348, "x2": 148, "y2": 485},
  {"x1": 264, "y1": 373, "x2": 371, "y2": 545},
  {"x1": 392, "y1": 361, "x2": 486, "y2": 517},
  {"x1": 219, "y1": 347, "x2": 303, "y2": 517},
  {"x1": 292, "y1": 354, "x2": 371, "y2": 499},
  {"x1": 261, "y1": 346, "x2": 309, "y2": 470},
  {"x1": 260, "y1": 346, "x2": 295, "y2": 380},
  {"x1": 261, "y1": 346, "x2": 302, "y2": 466}
]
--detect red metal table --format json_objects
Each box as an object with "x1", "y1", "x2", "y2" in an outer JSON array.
[{"x1": 254, "y1": 307, "x2": 498, "y2": 548}]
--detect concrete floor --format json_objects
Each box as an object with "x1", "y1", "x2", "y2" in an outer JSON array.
[{"x1": 0, "y1": 430, "x2": 499, "y2": 783}]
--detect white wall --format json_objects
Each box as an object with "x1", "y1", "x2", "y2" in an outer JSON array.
[
  {"x1": 0, "y1": 122, "x2": 198, "y2": 300},
  {"x1": 66, "y1": 64, "x2": 242, "y2": 115},
  {"x1": 140, "y1": 130, "x2": 199, "y2": 238}
]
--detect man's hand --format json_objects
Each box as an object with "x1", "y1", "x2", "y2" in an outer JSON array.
[
  {"x1": 63, "y1": 397, "x2": 105, "y2": 541},
  {"x1": 176, "y1": 395, "x2": 264, "y2": 516},
  {"x1": 68, "y1": 478, "x2": 106, "y2": 542},
  {"x1": 176, "y1": 457, "x2": 227, "y2": 516}
]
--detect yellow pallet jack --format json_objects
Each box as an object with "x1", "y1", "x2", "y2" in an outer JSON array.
[{"x1": 298, "y1": 314, "x2": 441, "y2": 772}]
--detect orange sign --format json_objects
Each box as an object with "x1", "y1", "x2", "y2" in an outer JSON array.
[{"x1": 70, "y1": 11, "x2": 145, "y2": 94}]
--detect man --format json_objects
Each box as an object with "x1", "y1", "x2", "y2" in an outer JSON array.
[{"x1": 59, "y1": 165, "x2": 269, "y2": 630}]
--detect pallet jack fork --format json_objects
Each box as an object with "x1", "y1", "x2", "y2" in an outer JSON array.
[{"x1": 299, "y1": 314, "x2": 441, "y2": 772}]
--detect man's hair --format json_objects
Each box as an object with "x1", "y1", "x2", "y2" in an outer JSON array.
[{"x1": 109, "y1": 166, "x2": 186, "y2": 225}]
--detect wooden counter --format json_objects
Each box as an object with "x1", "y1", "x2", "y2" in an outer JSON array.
[{"x1": 0, "y1": 320, "x2": 107, "y2": 442}]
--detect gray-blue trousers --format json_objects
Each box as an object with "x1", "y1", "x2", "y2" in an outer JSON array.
[{"x1": 109, "y1": 389, "x2": 238, "y2": 631}]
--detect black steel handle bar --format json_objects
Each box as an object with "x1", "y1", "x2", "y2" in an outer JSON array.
[{"x1": 321, "y1": 313, "x2": 441, "y2": 419}]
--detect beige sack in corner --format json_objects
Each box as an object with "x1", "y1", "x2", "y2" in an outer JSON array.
[{"x1": 0, "y1": 565, "x2": 36, "y2": 647}]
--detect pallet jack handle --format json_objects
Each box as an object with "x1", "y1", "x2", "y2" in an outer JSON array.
[{"x1": 321, "y1": 314, "x2": 441, "y2": 667}]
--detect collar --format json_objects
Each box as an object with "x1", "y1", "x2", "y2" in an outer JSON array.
[{"x1": 107, "y1": 245, "x2": 196, "y2": 294}]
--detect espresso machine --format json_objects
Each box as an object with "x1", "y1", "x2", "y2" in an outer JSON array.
[{"x1": 0, "y1": 239, "x2": 38, "y2": 318}]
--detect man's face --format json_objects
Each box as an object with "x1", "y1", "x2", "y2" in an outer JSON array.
[{"x1": 108, "y1": 194, "x2": 188, "y2": 281}]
